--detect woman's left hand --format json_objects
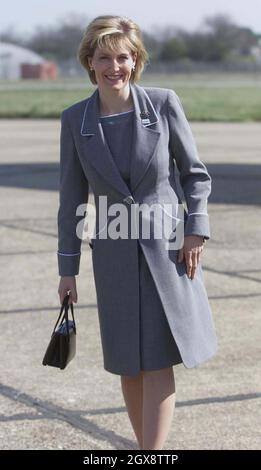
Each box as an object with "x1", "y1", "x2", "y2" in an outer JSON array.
[{"x1": 178, "y1": 235, "x2": 205, "y2": 280}]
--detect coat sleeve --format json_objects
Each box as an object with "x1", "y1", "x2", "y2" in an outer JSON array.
[
  {"x1": 167, "y1": 89, "x2": 211, "y2": 240},
  {"x1": 57, "y1": 111, "x2": 89, "y2": 276}
]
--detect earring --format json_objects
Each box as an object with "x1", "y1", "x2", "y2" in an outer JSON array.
[{"x1": 132, "y1": 64, "x2": 135, "y2": 71}]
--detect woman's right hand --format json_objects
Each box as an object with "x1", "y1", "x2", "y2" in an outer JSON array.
[{"x1": 58, "y1": 276, "x2": 78, "y2": 305}]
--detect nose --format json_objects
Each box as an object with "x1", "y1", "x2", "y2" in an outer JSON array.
[{"x1": 109, "y1": 58, "x2": 121, "y2": 69}]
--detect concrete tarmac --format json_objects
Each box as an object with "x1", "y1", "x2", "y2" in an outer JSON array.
[{"x1": 0, "y1": 120, "x2": 260, "y2": 450}]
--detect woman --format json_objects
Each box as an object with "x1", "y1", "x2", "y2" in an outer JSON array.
[{"x1": 57, "y1": 15, "x2": 218, "y2": 450}]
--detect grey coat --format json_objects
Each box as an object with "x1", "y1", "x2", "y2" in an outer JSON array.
[{"x1": 57, "y1": 82, "x2": 218, "y2": 375}]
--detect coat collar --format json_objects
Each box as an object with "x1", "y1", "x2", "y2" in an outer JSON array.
[{"x1": 80, "y1": 82, "x2": 161, "y2": 197}]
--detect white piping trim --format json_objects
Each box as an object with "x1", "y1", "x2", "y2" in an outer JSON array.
[
  {"x1": 188, "y1": 212, "x2": 209, "y2": 216},
  {"x1": 157, "y1": 203, "x2": 184, "y2": 221},
  {"x1": 80, "y1": 87, "x2": 159, "y2": 134},
  {"x1": 80, "y1": 99, "x2": 94, "y2": 136},
  {"x1": 57, "y1": 252, "x2": 81, "y2": 256},
  {"x1": 142, "y1": 89, "x2": 159, "y2": 127},
  {"x1": 100, "y1": 110, "x2": 134, "y2": 118}
]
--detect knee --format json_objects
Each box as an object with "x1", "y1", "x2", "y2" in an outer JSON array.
[
  {"x1": 142, "y1": 367, "x2": 174, "y2": 385},
  {"x1": 142, "y1": 366, "x2": 173, "y2": 376},
  {"x1": 121, "y1": 371, "x2": 143, "y2": 381}
]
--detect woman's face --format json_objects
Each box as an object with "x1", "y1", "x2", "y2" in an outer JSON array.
[{"x1": 88, "y1": 46, "x2": 136, "y2": 91}]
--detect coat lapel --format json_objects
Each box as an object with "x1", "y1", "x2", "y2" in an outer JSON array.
[
  {"x1": 80, "y1": 82, "x2": 161, "y2": 197},
  {"x1": 129, "y1": 83, "x2": 161, "y2": 192}
]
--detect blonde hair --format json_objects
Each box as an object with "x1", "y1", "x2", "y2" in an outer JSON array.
[{"x1": 78, "y1": 15, "x2": 149, "y2": 84}]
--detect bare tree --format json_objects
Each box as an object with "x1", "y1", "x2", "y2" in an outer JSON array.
[
  {"x1": 0, "y1": 27, "x2": 27, "y2": 46},
  {"x1": 26, "y1": 13, "x2": 90, "y2": 61}
]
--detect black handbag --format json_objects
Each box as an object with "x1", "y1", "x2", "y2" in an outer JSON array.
[{"x1": 42, "y1": 294, "x2": 76, "y2": 370}]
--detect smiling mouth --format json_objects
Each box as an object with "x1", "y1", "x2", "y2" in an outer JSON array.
[{"x1": 105, "y1": 75, "x2": 124, "y2": 82}]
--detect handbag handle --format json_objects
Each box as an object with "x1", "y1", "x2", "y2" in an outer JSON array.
[{"x1": 52, "y1": 294, "x2": 76, "y2": 336}]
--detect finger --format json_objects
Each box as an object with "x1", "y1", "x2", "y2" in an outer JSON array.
[
  {"x1": 185, "y1": 251, "x2": 193, "y2": 278},
  {"x1": 58, "y1": 288, "x2": 64, "y2": 305},
  {"x1": 69, "y1": 289, "x2": 77, "y2": 304},
  {"x1": 71, "y1": 289, "x2": 78, "y2": 303},
  {"x1": 59, "y1": 290, "x2": 67, "y2": 305},
  {"x1": 197, "y1": 249, "x2": 200, "y2": 265},
  {"x1": 68, "y1": 291, "x2": 73, "y2": 305},
  {"x1": 190, "y1": 251, "x2": 198, "y2": 280},
  {"x1": 190, "y1": 265, "x2": 197, "y2": 280}
]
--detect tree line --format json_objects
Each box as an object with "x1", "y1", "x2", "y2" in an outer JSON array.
[{"x1": 1, "y1": 13, "x2": 260, "y2": 64}]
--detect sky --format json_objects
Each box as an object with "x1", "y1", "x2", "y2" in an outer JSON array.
[{"x1": 1, "y1": 0, "x2": 261, "y2": 36}]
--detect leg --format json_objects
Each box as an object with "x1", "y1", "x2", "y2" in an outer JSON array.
[
  {"x1": 120, "y1": 371, "x2": 143, "y2": 448},
  {"x1": 142, "y1": 366, "x2": 175, "y2": 450}
]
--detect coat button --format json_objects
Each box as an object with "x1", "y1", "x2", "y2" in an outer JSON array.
[{"x1": 123, "y1": 195, "x2": 135, "y2": 204}]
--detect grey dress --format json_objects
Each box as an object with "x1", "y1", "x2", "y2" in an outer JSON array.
[{"x1": 100, "y1": 110, "x2": 182, "y2": 370}]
